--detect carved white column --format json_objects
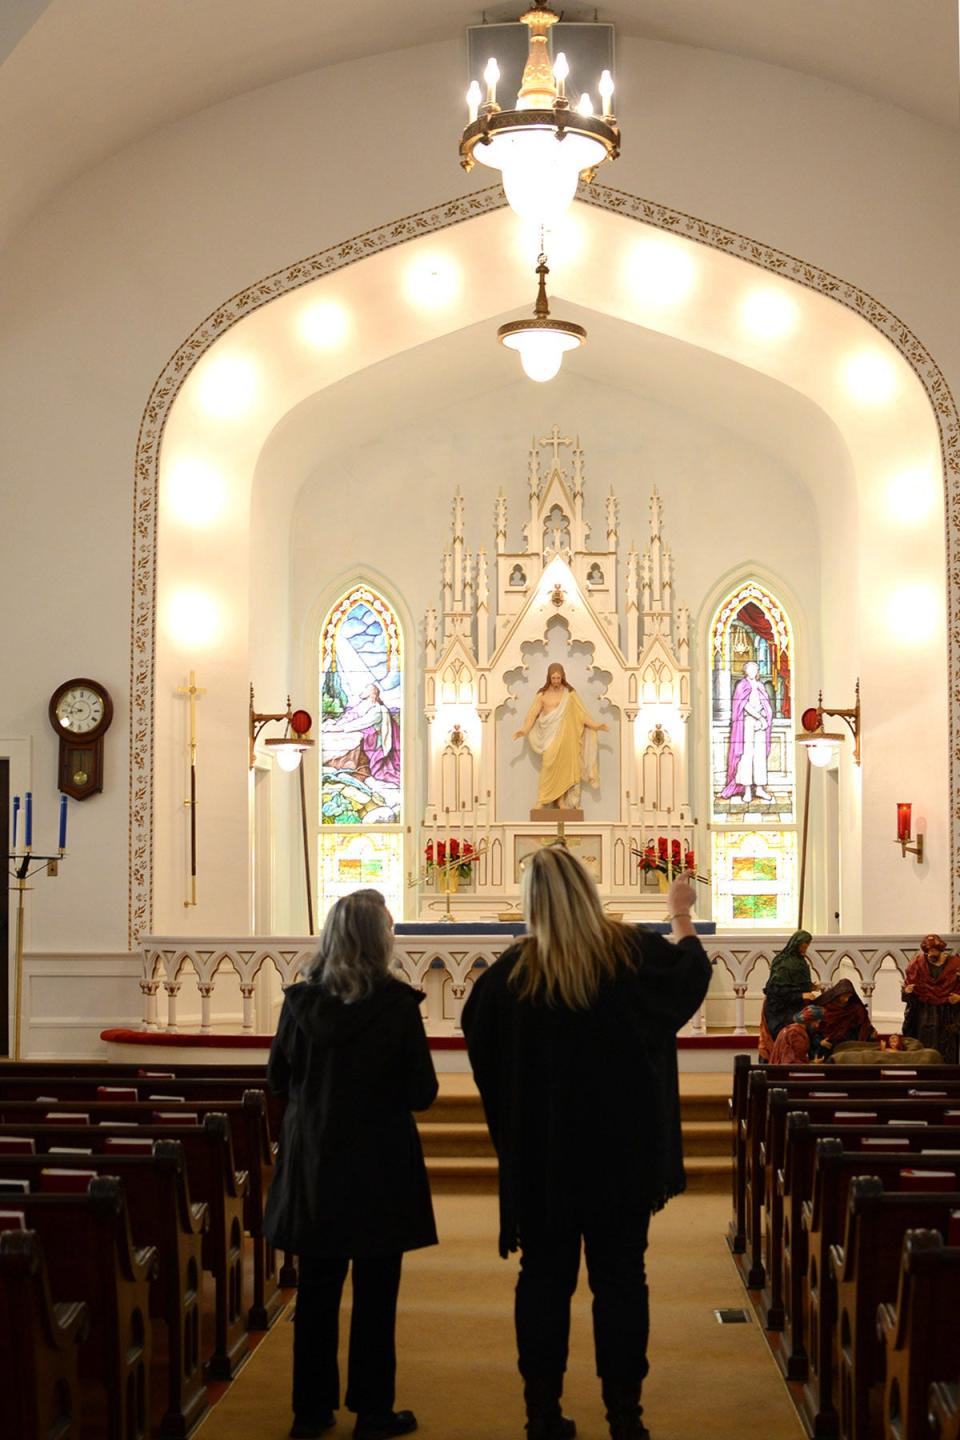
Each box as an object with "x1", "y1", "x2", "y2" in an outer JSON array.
[
  {"x1": 425, "y1": 606, "x2": 437, "y2": 669},
  {"x1": 626, "y1": 545, "x2": 639, "y2": 661},
  {"x1": 452, "y1": 490, "x2": 464, "y2": 608},
  {"x1": 476, "y1": 548, "x2": 489, "y2": 666},
  {"x1": 495, "y1": 490, "x2": 507, "y2": 554},
  {"x1": 606, "y1": 487, "x2": 618, "y2": 550}
]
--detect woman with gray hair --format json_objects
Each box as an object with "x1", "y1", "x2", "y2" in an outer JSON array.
[
  {"x1": 462, "y1": 846, "x2": 711, "y2": 1440},
  {"x1": 265, "y1": 889, "x2": 437, "y2": 1440}
]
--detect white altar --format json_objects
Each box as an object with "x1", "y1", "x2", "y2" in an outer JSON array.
[{"x1": 417, "y1": 427, "x2": 695, "y2": 921}]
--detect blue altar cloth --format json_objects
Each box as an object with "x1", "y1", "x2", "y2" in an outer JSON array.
[{"x1": 396, "y1": 921, "x2": 716, "y2": 936}]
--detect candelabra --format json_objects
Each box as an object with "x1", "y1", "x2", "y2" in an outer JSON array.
[{"x1": 7, "y1": 791, "x2": 68, "y2": 1059}]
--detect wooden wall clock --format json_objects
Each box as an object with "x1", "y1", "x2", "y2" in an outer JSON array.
[{"x1": 49, "y1": 679, "x2": 113, "y2": 800}]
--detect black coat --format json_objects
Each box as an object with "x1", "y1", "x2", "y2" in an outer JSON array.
[
  {"x1": 461, "y1": 932, "x2": 712, "y2": 1256},
  {"x1": 263, "y1": 976, "x2": 438, "y2": 1259}
]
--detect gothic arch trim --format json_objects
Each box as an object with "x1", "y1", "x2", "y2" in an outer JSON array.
[{"x1": 129, "y1": 182, "x2": 960, "y2": 940}]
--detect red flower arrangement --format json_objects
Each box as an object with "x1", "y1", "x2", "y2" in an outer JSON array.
[
  {"x1": 425, "y1": 837, "x2": 476, "y2": 879},
  {"x1": 638, "y1": 837, "x2": 696, "y2": 877}
]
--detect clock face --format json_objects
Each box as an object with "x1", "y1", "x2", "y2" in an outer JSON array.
[{"x1": 55, "y1": 685, "x2": 106, "y2": 735}]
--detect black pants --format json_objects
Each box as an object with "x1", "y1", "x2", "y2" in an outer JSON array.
[
  {"x1": 515, "y1": 1212, "x2": 652, "y2": 1388},
  {"x1": 293, "y1": 1253, "x2": 403, "y2": 1421}
]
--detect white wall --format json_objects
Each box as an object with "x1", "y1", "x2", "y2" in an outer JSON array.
[{"x1": 1, "y1": 35, "x2": 957, "y2": 954}]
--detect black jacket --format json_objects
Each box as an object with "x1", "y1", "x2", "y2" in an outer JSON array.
[
  {"x1": 263, "y1": 976, "x2": 438, "y2": 1258},
  {"x1": 461, "y1": 931, "x2": 712, "y2": 1255}
]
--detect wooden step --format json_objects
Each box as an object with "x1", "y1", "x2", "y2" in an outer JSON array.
[
  {"x1": 680, "y1": 1120, "x2": 730, "y2": 1156},
  {"x1": 425, "y1": 1154, "x2": 731, "y2": 1196},
  {"x1": 420, "y1": 1123, "x2": 496, "y2": 1158},
  {"x1": 426, "y1": 1156, "x2": 499, "y2": 1194},
  {"x1": 683, "y1": 1156, "x2": 732, "y2": 1193}
]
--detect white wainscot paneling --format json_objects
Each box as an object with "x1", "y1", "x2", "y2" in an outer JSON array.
[{"x1": 21, "y1": 952, "x2": 142, "y2": 1059}]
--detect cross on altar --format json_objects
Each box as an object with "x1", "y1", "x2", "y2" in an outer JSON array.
[{"x1": 538, "y1": 424, "x2": 573, "y2": 465}]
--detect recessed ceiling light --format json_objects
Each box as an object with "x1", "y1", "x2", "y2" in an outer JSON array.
[
  {"x1": 166, "y1": 588, "x2": 222, "y2": 648},
  {"x1": 299, "y1": 301, "x2": 351, "y2": 350},
  {"x1": 165, "y1": 458, "x2": 227, "y2": 528},
  {"x1": 885, "y1": 465, "x2": 938, "y2": 526},
  {"x1": 194, "y1": 353, "x2": 258, "y2": 419},
  {"x1": 739, "y1": 288, "x2": 798, "y2": 340},
  {"x1": 403, "y1": 254, "x2": 461, "y2": 309},
  {"x1": 842, "y1": 349, "x2": 897, "y2": 406},
  {"x1": 624, "y1": 238, "x2": 697, "y2": 306},
  {"x1": 886, "y1": 582, "x2": 938, "y2": 643}
]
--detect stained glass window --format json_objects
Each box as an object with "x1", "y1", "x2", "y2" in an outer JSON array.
[
  {"x1": 320, "y1": 586, "x2": 402, "y2": 825},
  {"x1": 710, "y1": 582, "x2": 794, "y2": 823},
  {"x1": 710, "y1": 830, "x2": 798, "y2": 929},
  {"x1": 318, "y1": 831, "x2": 404, "y2": 918},
  {"x1": 709, "y1": 581, "x2": 797, "y2": 926},
  {"x1": 319, "y1": 586, "x2": 403, "y2": 920}
]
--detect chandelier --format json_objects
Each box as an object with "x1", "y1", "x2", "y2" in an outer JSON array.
[
  {"x1": 498, "y1": 251, "x2": 585, "y2": 382},
  {"x1": 460, "y1": 2, "x2": 620, "y2": 230}
]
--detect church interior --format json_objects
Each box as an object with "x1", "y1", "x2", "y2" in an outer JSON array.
[{"x1": 2, "y1": 2, "x2": 960, "y2": 1437}]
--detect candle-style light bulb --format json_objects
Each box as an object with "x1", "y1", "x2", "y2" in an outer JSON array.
[
  {"x1": 553, "y1": 51, "x2": 569, "y2": 101},
  {"x1": 576, "y1": 92, "x2": 594, "y2": 117},
  {"x1": 466, "y1": 80, "x2": 482, "y2": 122},
  {"x1": 483, "y1": 57, "x2": 500, "y2": 107},
  {"x1": 599, "y1": 69, "x2": 615, "y2": 116}
]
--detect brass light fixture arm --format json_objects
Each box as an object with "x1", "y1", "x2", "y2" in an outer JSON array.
[{"x1": 815, "y1": 678, "x2": 861, "y2": 764}]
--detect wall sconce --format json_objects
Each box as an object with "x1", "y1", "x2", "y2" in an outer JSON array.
[
  {"x1": 798, "y1": 678, "x2": 861, "y2": 765},
  {"x1": 249, "y1": 685, "x2": 315, "y2": 770},
  {"x1": 249, "y1": 684, "x2": 317, "y2": 934},
  {"x1": 896, "y1": 802, "x2": 925, "y2": 863}
]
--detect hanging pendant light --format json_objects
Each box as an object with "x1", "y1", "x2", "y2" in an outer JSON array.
[
  {"x1": 498, "y1": 252, "x2": 585, "y2": 382},
  {"x1": 460, "y1": 3, "x2": 619, "y2": 230}
]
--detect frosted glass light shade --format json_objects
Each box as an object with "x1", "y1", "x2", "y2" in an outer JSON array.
[
  {"x1": 805, "y1": 740, "x2": 835, "y2": 769},
  {"x1": 474, "y1": 128, "x2": 606, "y2": 228},
  {"x1": 501, "y1": 326, "x2": 581, "y2": 382},
  {"x1": 273, "y1": 744, "x2": 305, "y2": 772}
]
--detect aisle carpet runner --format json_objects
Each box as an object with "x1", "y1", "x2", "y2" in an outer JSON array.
[{"x1": 197, "y1": 1194, "x2": 802, "y2": 1440}]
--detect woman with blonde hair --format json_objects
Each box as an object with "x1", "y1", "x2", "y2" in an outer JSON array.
[
  {"x1": 462, "y1": 846, "x2": 711, "y2": 1440},
  {"x1": 265, "y1": 889, "x2": 437, "y2": 1440}
]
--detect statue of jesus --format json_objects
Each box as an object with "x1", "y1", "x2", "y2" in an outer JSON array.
[{"x1": 513, "y1": 663, "x2": 608, "y2": 809}]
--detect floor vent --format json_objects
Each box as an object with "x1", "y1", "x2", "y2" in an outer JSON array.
[{"x1": 714, "y1": 1308, "x2": 750, "y2": 1324}]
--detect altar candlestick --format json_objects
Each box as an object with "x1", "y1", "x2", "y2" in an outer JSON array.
[
  {"x1": 11, "y1": 795, "x2": 19, "y2": 849},
  {"x1": 59, "y1": 794, "x2": 68, "y2": 852},
  {"x1": 24, "y1": 791, "x2": 32, "y2": 850}
]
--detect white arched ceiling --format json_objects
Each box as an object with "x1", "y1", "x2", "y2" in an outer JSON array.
[
  {"x1": 144, "y1": 186, "x2": 950, "y2": 938},
  {"x1": 3, "y1": 0, "x2": 955, "y2": 258}
]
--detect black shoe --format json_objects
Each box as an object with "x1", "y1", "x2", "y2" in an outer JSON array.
[
  {"x1": 526, "y1": 1416, "x2": 576, "y2": 1439},
  {"x1": 353, "y1": 1411, "x2": 417, "y2": 1440},
  {"x1": 602, "y1": 1379, "x2": 649, "y2": 1440},
  {"x1": 290, "y1": 1416, "x2": 335, "y2": 1439}
]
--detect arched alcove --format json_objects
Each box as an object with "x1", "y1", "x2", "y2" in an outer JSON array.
[{"x1": 141, "y1": 183, "x2": 953, "y2": 939}]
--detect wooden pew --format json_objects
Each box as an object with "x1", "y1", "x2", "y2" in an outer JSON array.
[
  {"x1": 737, "y1": 1065, "x2": 960, "y2": 1289},
  {"x1": 878, "y1": 1231, "x2": 960, "y2": 1440},
  {"x1": 0, "y1": 1143, "x2": 208, "y2": 1439},
  {"x1": 800, "y1": 1145, "x2": 960, "y2": 1436},
  {"x1": 0, "y1": 1091, "x2": 281, "y2": 1332},
  {"x1": 0, "y1": 1114, "x2": 249, "y2": 1382},
  {"x1": 10, "y1": 1177, "x2": 157, "y2": 1440},
  {"x1": 0, "y1": 1229, "x2": 90, "y2": 1440},
  {"x1": 830, "y1": 1178, "x2": 960, "y2": 1440},
  {"x1": 768, "y1": 1107, "x2": 960, "y2": 1337},
  {"x1": 929, "y1": 1382, "x2": 960, "y2": 1440},
  {"x1": 757, "y1": 1085, "x2": 960, "y2": 1315},
  {"x1": 727, "y1": 1052, "x2": 752, "y2": 1256},
  {"x1": 0, "y1": 1072, "x2": 286, "y2": 1143}
]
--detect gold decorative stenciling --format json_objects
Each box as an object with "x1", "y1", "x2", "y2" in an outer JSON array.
[{"x1": 128, "y1": 180, "x2": 960, "y2": 944}]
